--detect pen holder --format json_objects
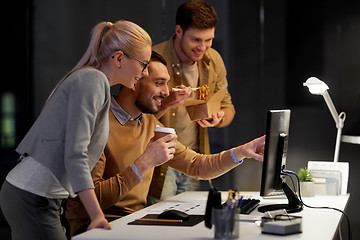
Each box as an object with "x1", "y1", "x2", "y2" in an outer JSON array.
[{"x1": 212, "y1": 207, "x2": 239, "y2": 239}]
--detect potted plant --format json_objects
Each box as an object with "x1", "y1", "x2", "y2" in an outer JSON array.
[{"x1": 298, "y1": 168, "x2": 315, "y2": 197}]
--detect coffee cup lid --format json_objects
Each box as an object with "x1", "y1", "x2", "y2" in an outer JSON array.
[{"x1": 154, "y1": 125, "x2": 176, "y2": 134}]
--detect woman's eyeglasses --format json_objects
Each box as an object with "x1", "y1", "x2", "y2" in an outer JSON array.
[
  {"x1": 112, "y1": 52, "x2": 150, "y2": 72},
  {"x1": 123, "y1": 53, "x2": 149, "y2": 72}
]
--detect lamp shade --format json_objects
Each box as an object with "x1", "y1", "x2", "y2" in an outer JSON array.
[{"x1": 303, "y1": 77, "x2": 329, "y2": 95}]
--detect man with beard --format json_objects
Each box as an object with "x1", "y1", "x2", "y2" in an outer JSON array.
[
  {"x1": 149, "y1": 0, "x2": 235, "y2": 204},
  {"x1": 65, "y1": 51, "x2": 264, "y2": 236}
]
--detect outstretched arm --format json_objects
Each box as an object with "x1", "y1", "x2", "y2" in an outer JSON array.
[
  {"x1": 167, "y1": 135, "x2": 266, "y2": 180},
  {"x1": 233, "y1": 135, "x2": 265, "y2": 162}
]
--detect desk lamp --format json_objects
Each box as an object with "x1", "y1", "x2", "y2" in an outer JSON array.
[{"x1": 303, "y1": 77, "x2": 346, "y2": 163}]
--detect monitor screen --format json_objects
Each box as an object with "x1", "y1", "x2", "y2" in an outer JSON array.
[{"x1": 260, "y1": 109, "x2": 291, "y2": 197}]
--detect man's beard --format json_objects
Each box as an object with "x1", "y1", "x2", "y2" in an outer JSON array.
[{"x1": 135, "y1": 97, "x2": 159, "y2": 115}]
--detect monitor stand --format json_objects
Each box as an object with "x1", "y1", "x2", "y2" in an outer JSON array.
[{"x1": 258, "y1": 182, "x2": 303, "y2": 213}]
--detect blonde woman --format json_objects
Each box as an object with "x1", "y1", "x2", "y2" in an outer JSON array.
[{"x1": 0, "y1": 20, "x2": 151, "y2": 240}]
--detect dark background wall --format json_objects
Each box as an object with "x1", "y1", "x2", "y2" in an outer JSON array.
[{"x1": 1, "y1": 0, "x2": 360, "y2": 239}]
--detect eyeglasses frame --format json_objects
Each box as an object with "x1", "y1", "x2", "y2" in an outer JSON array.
[{"x1": 123, "y1": 52, "x2": 149, "y2": 72}]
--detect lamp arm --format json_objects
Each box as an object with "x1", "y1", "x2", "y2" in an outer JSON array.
[
  {"x1": 334, "y1": 122, "x2": 342, "y2": 163},
  {"x1": 322, "y1": 91, "x2": 347, "y2": 162},
  {"x1": 322, "y1": 91, "x2": 340, "y2": 127}
]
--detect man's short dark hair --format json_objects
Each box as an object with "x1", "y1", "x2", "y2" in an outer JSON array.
[
  {"x1": 151, "y1": 51, "x2": 167, "y2": 66},
  {"x1": 175, "y1": 0, "x2": 218, "y2": 32}
]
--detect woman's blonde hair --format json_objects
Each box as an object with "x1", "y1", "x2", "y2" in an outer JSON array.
[
  {"x1": 75, "y1": 20, "x2": 152, "y2": 69},
  {"x1": 48, "y1": 20, "x2": 151, "y2": 101}
]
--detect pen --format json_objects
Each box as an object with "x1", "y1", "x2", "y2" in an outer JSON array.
[
  {"x1": 237, "y1": 196, "x2": 243, "y2": 209},
  {"x1": 227, "y1": 189, "x2": 234, "y2": 202},
  {"x1": 135, "y1": 218, "x2": 183, "y2": 223}
]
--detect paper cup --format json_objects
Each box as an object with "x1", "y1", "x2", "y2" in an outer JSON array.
[{"x1": 154, "y1": 125, "x2": 176, "y2": 141}]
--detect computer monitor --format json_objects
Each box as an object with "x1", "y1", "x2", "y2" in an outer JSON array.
[{"x1": 258, "y1": 109, "x2": 303, "y2": 213}]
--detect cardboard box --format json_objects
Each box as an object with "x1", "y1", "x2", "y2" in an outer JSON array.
[{"x1": 183, "y1": 89, "x2": 225, "y2": 121}]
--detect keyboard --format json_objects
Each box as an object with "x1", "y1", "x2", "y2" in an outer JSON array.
[{"x1": 239, "y1": 198, "x2": 260, "y2": 214}]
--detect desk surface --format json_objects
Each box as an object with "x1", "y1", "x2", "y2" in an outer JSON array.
[
  {"x1": 72, "y1": 191, "x2": 349, "y2": 240},
  {"x1": 342, "y1": 135, "x2": 360, "y2": 144}
]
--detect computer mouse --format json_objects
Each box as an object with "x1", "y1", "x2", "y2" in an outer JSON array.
[{"x1": 158, "y1": 209, "x2": 190, "y2": 221}]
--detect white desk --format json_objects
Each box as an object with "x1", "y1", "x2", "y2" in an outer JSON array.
[
  {"x1": 72, "y1": 191, "x2": 350, "y2": 240},
  {"x1": 342, "y1": 135, "x2": 360, "y2": 144}
]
